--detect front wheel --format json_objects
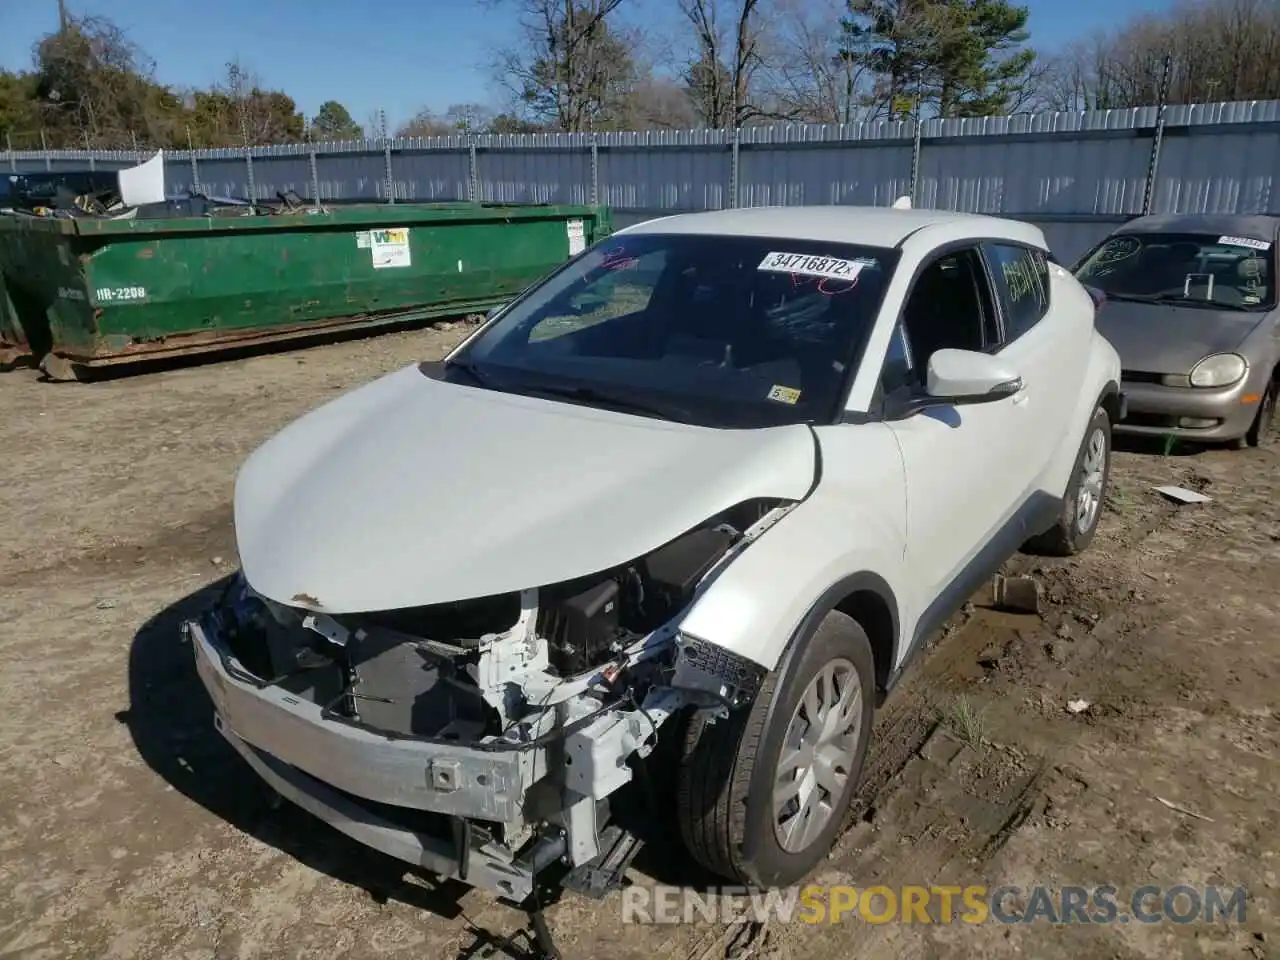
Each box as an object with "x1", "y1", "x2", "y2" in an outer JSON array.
[
  {"x1": 1022, "y1": 404, "x2": 1112, "y2": 557},
  {"x1": 676, "y1": 610, "x2": 875, "y2": 888}
]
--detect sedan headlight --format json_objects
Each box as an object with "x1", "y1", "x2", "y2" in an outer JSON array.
[{"x1": 1189, "y1": 353, "x2": 1247, "y2": 388}]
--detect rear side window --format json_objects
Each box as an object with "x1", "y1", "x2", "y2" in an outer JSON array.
[{"x1": 986, "y1": 243, "x2": 1050, "y2": 342}]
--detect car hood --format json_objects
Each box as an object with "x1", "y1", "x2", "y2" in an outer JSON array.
[
  {"x1": 1095, "y1": 300, "x2": 1265, "y2": 373},
  {"x1": 233, "y1": 363, "x2": 817, "y2": 613}
]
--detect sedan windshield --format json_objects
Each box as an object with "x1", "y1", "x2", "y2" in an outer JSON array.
[
  {"x1": 1074, "y1": 231, "x2": 1274, "y2": 310},
  {"x1": 447, "y1": 232, "x2": 899, "y2": 427}
]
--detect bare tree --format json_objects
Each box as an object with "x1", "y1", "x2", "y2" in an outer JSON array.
[
  {"x1": 620, "y1": 75, "x2": 701, "y2": 128},
  {"x1": 486, "y1": 0, "x2": 637, "y2": 131},
  {"x1": 215, "y1": 59, "x2": 304, "y2": 145},
  {"x1": 678, "y1": 0, "x2": 766, "y2": 127},
  {"x1": 765, "y1": 0, "x2": 876, "y2": 123},
  {"x1": 32, "y1": 13, "x2": 174, "y2": 147},
  {"x1": 1033, "y1": 0, "x2": 1280, "y2": 111}
]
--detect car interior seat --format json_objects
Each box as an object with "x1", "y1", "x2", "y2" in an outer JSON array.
[{"x1": 904, "y1": 259, "x2": 984, "y2": 371}]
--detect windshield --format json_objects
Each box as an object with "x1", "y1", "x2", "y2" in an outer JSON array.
[
  {"x1": 446, "y1": 232, "x2": 899, "y2": 427},
  {"x1": 1074, "y1": 231, "x2": 1274, "y2": 310}
]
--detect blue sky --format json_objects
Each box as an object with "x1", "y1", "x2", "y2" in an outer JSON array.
[{"x1": 1, "y1": 0, "x2": 1174, "y2": 129}]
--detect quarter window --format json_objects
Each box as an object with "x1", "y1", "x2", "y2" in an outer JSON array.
[{"x1": 986, "y1": 243, "x2": 1050, "y2": 342}]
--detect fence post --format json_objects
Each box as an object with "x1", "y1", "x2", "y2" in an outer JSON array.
[
  {"x1": 381, "y1": 110, "x2": 395, "y2": 204},
  {"x1": 40, "y1": 129, "x2": 51, "y2": 171},
  {"x1": 186, "y1": 126, "x2": 200, "y2": 195},
  {"x1": 909, "y1": 115, "x2": 922, "y2": 205},
  {"x1": 1142, "y1": 54, "x2": 1174, "y2": 216},
  {"x1": 309, "y1": 145, "x2": 321, "y2": 209},
  {"x1": 468, "y1": 138, "x2": 478, "y2": 202},
  {"x1": 240, "y1": 115, "x2": 257, "y2": 205},
  {"x1": 244, "y1": 150, "x2": 257, "y2": 204},
  {"x1": 589, "y1": 134, "x2": 599, "y2": 207},
  {"x1": 909, "y1": 75, "x2": 924, "y2": 206},
  {"x1": 730, "y1": 126, "x2": 740, "y2": 209}
]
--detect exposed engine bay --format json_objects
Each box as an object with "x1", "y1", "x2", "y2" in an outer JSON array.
[
  {"x1": 222, "y1": 497, "x2": 784, "y2": 739},
  {"x1": 192, "y1": 497, "x2": 793, "y2": 907}
]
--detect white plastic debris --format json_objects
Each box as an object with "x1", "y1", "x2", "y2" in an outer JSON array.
[
  {"x1": 1153, "y1": 485, "x2": 1212, "y2": 504},
  {"x1": 1066, "y1": 699, "x2": 1091, "y2": 714}
]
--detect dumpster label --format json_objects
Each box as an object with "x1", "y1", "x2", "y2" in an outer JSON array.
[
  {"x1": 370, "y1": 228, "x2": 412, "y2": 269},
  {"x1": 567, "y1": 219, "x2": 586, "y2": 256},
  {"x1": 355, "y1": 230, "x2": 372, "y2": 248},
  {"x1": 96, "y1": 286, "x2": 147, "y2": 303},
  {"x1": 57, "y1": 287, "x2": 86, "y2": 301}
]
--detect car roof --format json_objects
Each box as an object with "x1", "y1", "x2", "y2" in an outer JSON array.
[
  {"x1": 615, "y1": 204, "x2": 1044, "y2": 249},
  {"x1": 1116, "y1": 213, "x2": 1280, "y2": 241}
]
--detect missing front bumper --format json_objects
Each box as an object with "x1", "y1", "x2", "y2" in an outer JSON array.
[
  {"x1": 212, "y1": 711, "x2": 544, "y2": 900},
  {"x1": 189, "y1": 617, "x2": 529, "y2": 820},
  {"x1": 186, "y1": 616, "x2": 548, "y2": 899}
]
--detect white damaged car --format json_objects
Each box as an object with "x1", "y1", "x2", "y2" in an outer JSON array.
[{"x1": 186, "y1": 204, "x2": 1123, "y2": 910}]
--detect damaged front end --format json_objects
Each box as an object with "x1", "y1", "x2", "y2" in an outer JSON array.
[{"x1": 185, "y1": 498, "x2": 791, "y2": 901}]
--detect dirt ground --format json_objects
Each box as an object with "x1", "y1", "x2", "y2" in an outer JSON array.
[{"x1": 1, "y1": 326, "x2": 1277, "y2": 960}]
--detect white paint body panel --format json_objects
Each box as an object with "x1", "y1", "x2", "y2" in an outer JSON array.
[
  {"x1": 678, "y1": 423, "x2": 908, "y2": 665},
  {"x1": 234, "y1": 364, "x2": 816, "y2": 612},
  {"x1": 233, "y1": 206, "x2": 1121, "y2": 684},
  {"x1": 674, "y1": 211, "x2": 1118, "y2": 674}
]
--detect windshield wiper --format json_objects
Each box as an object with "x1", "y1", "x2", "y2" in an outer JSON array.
[
  {"x1": 521, "y1": 384, "x2": 687, "y2": 422},
  {"x1": 1096, "y1": 291, "x2": 1159, "y2": 303},
  {"x1": 1146, "y1": 294, "x2": 1254, "y2": 311},
  {"x1": 446, "y1": 356, "x2": 495, "y2": 387}
]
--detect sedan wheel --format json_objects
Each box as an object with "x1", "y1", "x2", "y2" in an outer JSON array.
[{"x1": 1245, "y1": 380, "x2": 1278, "y2": 448}]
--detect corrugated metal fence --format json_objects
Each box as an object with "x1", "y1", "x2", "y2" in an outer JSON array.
[{"x1": 8, "y1": 99, "x2": 1280, "y2": 262}]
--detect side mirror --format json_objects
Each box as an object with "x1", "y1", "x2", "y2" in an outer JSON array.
[
  {"x1": 886, "y1": 348, "x2": 1022, "y2": 420},
  {"x1": 926, "y1": 348, "x2": 1023, "y2": 402}
]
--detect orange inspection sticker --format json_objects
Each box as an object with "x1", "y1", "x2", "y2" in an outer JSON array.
[{"x1": 768, "y1": 384, "x2": 802, "y2": 404}]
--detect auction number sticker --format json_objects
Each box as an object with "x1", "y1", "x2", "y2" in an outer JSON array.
[
  {"x1": 96, "y1": 286, "x2": 147, "y2": 302},
  {"x1": 758, "y1": 251, "x2": 866, "y2": 281},
  {"x1": 1218, "y1": 235, "x2": 1272, "y2": 250}
]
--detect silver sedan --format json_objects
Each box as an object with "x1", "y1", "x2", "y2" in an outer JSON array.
[{"x1": 1073, "y1": 213, "x2": 1280, "y2": 447}]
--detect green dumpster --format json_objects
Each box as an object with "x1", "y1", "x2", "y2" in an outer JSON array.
[{"x1": 0, "y1": 202, "x2": 612, "y2": 379}]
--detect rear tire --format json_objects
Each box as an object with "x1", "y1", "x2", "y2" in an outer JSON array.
[
  {"x1": 1022, "y1": 404, "x2": 1111, "y2": 557},
  {"x1": 676, "y1": 611, "x2": 875, "y2": 888}
]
